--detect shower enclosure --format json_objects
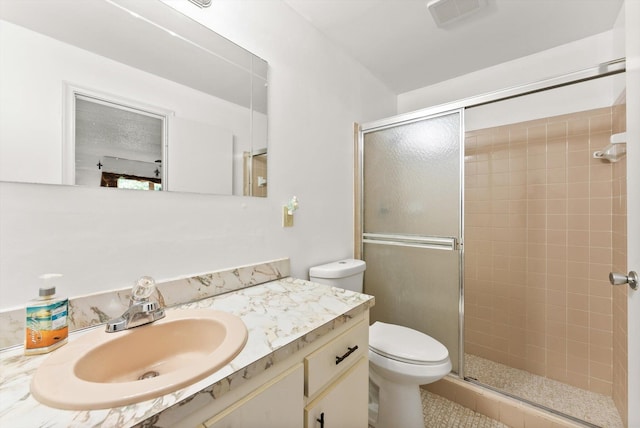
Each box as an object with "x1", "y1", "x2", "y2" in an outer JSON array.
[{"x1": 357, "y1": 60, "x2": 627, "y2": 427}]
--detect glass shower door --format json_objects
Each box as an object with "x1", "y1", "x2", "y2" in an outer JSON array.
[{"x1": 361, "y1": 110, "x2": 463, "y2": 373}]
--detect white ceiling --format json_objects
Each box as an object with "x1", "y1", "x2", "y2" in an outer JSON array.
[{"x1": 283, "y1": 0, "x2": 624, "y2": 94}]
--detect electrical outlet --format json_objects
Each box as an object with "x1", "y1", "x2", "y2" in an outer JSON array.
[{"x1": 283, "y1": 206, "x2": 294, "y2": 227}]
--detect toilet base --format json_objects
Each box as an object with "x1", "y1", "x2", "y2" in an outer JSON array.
[{"x1": 369, "y1": 366, "x2": 424, "y2": 428}]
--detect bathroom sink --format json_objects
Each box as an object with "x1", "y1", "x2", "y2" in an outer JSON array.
[{"x1": 30, "y1": 309, "x2": 248, "y2": 410}]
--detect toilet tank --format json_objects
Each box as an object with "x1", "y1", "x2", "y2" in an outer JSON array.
[{"x1": 309, "y1": 259, "x2": 366, "y2": 292}]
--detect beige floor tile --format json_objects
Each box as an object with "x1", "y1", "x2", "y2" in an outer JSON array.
[{"x1": 465, "y1": 354, "x2": 623, "y2": 428}]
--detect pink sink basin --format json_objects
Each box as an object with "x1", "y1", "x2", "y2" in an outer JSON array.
[{"x1": 30, "y1": 309, "x2": 248, "y2": 410}]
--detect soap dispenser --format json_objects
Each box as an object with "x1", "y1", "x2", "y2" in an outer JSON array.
[{"x1": 25, "y1": 274, "x2": 69, "y2": 355}]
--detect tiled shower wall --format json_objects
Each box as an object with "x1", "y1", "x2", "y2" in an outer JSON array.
[{"x1": 464, "y1": 106, "x2": 623, "y2": 397}]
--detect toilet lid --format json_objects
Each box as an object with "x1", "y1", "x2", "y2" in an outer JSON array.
[{"x1": 369, "y1": 321, "x2": 449, "y2": 364}]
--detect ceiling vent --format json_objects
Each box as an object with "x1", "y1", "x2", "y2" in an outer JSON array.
[
  {"x1": 427, "y1": 0, "x2": 486, "y2": 27},
  {"x1": 188, "y1": 0, "x2": 212, "y2": 8}
]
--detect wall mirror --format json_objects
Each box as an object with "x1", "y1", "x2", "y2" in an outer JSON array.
[{"x1": 0, "y1": 0, "x2": 268, "y2": 196}]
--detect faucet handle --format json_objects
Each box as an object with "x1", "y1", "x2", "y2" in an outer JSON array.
[{"x1": 132, "y1": 276, "x2": 156, "y2": 302}]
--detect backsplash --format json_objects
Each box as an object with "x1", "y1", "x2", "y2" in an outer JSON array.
[{"x1": 0, "y1": 258, "x2": 290, "y2": 350}]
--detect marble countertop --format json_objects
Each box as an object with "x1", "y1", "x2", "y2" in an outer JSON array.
[{"x1": 0, "y1": 277, "x2": 374, "y2": 427}]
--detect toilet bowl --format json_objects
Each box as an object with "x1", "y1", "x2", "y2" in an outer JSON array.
[
  {"x1": 368, "y1": 321, "x2": 451, "y2": 428},
  {"x1": 309, "y1": 259, "x2": 451, "y2": 428}
]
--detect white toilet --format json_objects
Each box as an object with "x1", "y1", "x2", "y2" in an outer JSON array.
[{"x1": 309, "y1": 259, "x2": 452, "y2": 428}]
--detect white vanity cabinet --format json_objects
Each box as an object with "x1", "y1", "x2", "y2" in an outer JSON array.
[
  {"x1": 183, "y1": 312, "x2": 369, "y2": 428},
  {"x1": 204, "y1": 364, "x2": 303, "y2": 428}
]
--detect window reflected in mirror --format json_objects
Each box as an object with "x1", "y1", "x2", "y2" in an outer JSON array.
[{"x1": 115, "y1": 176, "x2": 162, "y2": 191}]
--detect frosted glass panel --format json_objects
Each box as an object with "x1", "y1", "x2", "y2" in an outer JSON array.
[
  {"x1": 364, "y1": 243, "x2": 459, "y2": 373},
  {"x1": 363, "y1": 112, "x2": 460, "y2": 236},
  {"x1": 361, "y1": 109, "x2": 462, "y2": 374}
]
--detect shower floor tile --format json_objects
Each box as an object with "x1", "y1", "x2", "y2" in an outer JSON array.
[
  {"x1": 464, "y1": 354, "x2": 623, "y2": 428},
  {"x1": 421, "y1": 388, "x2": 508, "y2": 428}
]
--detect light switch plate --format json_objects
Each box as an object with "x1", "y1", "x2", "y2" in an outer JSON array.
[{"x1": 283, "y1": 206, "x2": 294, "y2": 227}]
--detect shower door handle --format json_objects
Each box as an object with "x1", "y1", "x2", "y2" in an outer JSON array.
[{"x1": 609, "y1": 271, "x2": 638, "y2": 290}]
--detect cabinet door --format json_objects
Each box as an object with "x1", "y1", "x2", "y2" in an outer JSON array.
[
  {"x1": 304, "y1": 357, "x2": 368, "y2": 428},
  {"x1": 205, "y1": 364, "x2": 303, "y2": 428}
]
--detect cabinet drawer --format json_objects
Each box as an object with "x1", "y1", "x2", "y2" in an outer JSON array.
[{"x1": 304, "y1": 320, "x2": 368, "y2": 398}]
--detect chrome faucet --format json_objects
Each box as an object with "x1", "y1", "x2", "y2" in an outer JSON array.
[{"x1": 105, "y1": 276, "x2": 165, "y2": 333}]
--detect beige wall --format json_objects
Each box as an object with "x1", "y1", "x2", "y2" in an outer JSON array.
[{"x1": 464, "y1": 106, "x2": 623, "y2": 396}]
